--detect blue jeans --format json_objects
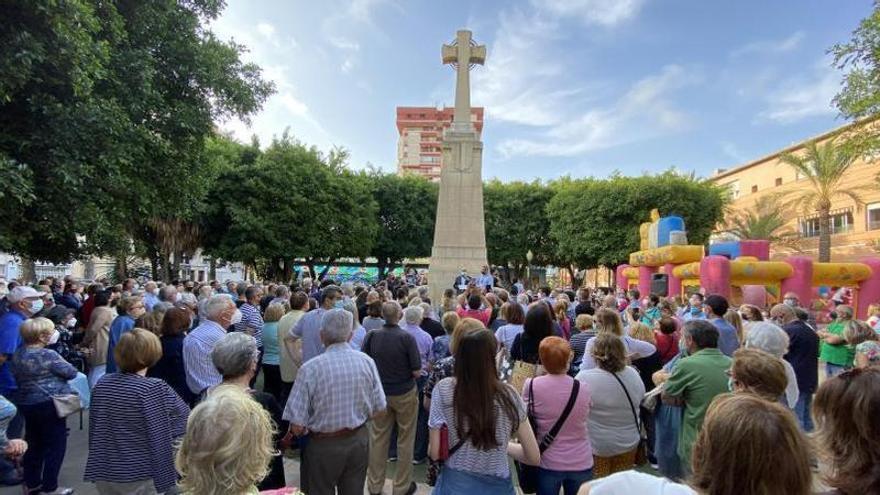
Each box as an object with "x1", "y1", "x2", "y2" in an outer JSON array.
[
  {"x1": 536, "y1": 467, "x2": 593, "y2": 495},
  {"x1": 19, "y1": 401, "x2": 68, "y2": 492},
  {"x1": 434, "y1": 466, "x2": 514, "y2": 495},
  {"x1": 825, "y1": 363, "x2": 851, "y2": 378},
  {"x1": 793, "y1": 392, "x2": 814, "y2": 432}
]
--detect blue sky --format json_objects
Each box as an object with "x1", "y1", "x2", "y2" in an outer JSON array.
[{"x1": 211, "y1": 0, "x2": 872, "y2": 181}]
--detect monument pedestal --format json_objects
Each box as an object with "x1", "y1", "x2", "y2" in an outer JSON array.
[{"x1": 428, "y1": 130, "x2": 487, "y2": 305}]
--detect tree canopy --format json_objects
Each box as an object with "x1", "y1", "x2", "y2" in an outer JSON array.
[{"x1": 547, "y1": 172, "x2": 727, "y2": 268}]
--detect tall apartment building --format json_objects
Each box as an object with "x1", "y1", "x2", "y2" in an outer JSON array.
[
  {"x1": 710, "y1": 122, "x2": 880, "y2": 262},
  {"x1": 396, "y1": 106, "x2": 484, "y2": 182}
]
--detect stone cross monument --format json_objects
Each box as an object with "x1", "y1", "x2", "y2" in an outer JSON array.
[{"x1": 428, "y1": 30, "x2": 488, "y2": 305}]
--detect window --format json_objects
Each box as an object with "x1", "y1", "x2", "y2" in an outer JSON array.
[
  {"x1": 795, "y1": 170, "x2": 805, "y2": 181},
  {"x1": 800, "y1": 209, "x2": 854, "y2": 237},
  {"x1": 723, "y1": 180, "x2": 740, "y2": 200},
  {"x1": 751, "y1": 185, "x2": 758, "y2": 193},
  {"x1": 775, "y1": 178, "x2": 783, "y2": 186},
  {"x1": 868, "y1": 203, "x2": 880, "y2": 231}
]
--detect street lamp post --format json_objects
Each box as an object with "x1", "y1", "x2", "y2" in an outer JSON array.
[{"x1": 526, "y1": 250, "x2": 534, "y2": 289}]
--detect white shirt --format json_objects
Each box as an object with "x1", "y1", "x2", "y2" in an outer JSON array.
[
  {"x1": 579, "y1": 335, "x2": 656, "y2": 371},
  {"x1": 574, "y1": 366, "x2": 646, "y2": 456},
  {"x1": 589, "y1": 470, "x2": 696, "y2": 494}
]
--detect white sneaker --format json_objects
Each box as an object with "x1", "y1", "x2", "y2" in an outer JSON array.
[{"x1": 42, "y1": 489, "x2": 74, "y2": 495}]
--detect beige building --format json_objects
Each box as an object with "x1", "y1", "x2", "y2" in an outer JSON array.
[
  {"x1": 710, "y1": 122, "x2": 880, "y2": 262},
  {"x1": 396, "y1": 106, "x2": 484, "y2": 182}
]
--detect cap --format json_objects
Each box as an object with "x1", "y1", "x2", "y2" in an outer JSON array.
[{"x1": 6, "y1": 286, "x2": 47, "y2": 303}]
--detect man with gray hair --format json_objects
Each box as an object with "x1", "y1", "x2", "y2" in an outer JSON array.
[
  {"x1": 361, "y1": 301, "x2": 421, "y2": 495},
  {"x1": 284, "y1": 309, "x2": 386, "y2": 495},
  {"x1": 401, "y1": 305, "x2": 432, "y2": 465},
  {"x1": 290, "y1": 285, "x2": 342, "y2": 364},
  {"x1": 183, "y1": 294, "x2": 241, "y2": 395}
]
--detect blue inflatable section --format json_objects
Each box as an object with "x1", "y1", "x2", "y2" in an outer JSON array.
[
  {"x1": 709, "y1": 241, "x2": 741, "y2": 259},
  {"x1": 657, "y1": 216, "x2": 685, "y2": 247}
]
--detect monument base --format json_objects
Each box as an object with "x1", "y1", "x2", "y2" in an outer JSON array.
[{"x1": 428, "y1": 245, "x2": 487, "y2": 307}]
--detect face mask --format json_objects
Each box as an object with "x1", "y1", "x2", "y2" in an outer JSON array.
[
  {"x1": 151, "y1": 288, "x2": 159, "y2": 295},
  {"x1": 334, "y1": 300, "x2": 344, "y2": 309},
  {"x1": 784, "y1": 298, "x2": 797, "y2": 307},
  {"x1": 133, "y1": 283, "x2": 140, "y2": 292},
  {"x1": 727, "y1": 376, "x2": 735, "y2": 392},
  {"x1": 690, "y1": 306, "x2": 701, "y2": 315},
  {"x1": 175, "y1": 293, "x2": 182, "y2": 303},
  {"x1": 230, "y1": 309, "x2": 243, "y2": 325},
  {"x1": 66, "y1": 318, "x2": 77, "y2": 329},
  {"x1": 29, "y1": 299, "x2": 44, "y2": 315},
  {"x1": 48, "y1": 330, "x2": 60, "y2": 345}
]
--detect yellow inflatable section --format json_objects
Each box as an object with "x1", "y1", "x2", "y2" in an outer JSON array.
[
  {"x1": 629, "y1": 245, "x2": 704, "y2": 267},
  {"x1": 670, "y1": 260, "x2": 871, "y2": 286}
]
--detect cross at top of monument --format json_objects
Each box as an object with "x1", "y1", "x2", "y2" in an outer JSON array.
[{"x1": 442, "y1": 30, "x2": 486, "y2": 131}]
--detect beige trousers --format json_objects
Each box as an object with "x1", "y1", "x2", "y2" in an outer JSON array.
[{"x1": 367, "y1": 386, "x2": 418, "y2": 494}]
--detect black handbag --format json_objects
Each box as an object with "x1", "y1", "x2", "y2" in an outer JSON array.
[{"x1": 516, "y1": 377, "x2": 580, "y2": 494}]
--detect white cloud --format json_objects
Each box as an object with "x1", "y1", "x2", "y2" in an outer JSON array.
[
  {"x1": 471, "y1": 10, "x2": 577, "y2": 127},
  {"x1": 320, "y1": 0, "x2": 399, "y2": 75},
  {"x1": 731, "y1": 31, "x2": 805, "y2": 57},
  {"x1": 256, "y1": 22, "x2": 276, "y2": 38},
  {"x1": 209, "y1": 10, "x2": 334, "y2": 150},
  {"x1": 497, "y1": 64, "x2": 700, "y2": 157},
  {"x1": 757, "y1": 62, "x2": 840, "y2": 124},
  {"x1": 720, "y1": 142, "x2": 747, "y2": 163},
  {"x1": 531, "y1": 0, "x2": 645, "y2": 26}
]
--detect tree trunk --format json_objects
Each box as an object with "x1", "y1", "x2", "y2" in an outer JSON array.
[
  {"x1": 114, "y1": 255, "x2": 128, "y2": 283},
  {"x1": 818, "y1": 205, "x2": 831, "y2": 263},
  {"x1": 171, "y1": 250, "x2": 182, "y2": 282},
  {"x1": 19, "y1": 257, "x2": 36, "y2": 284},
  {"x1": 377, "y1": 258, "x2": 388, "y2": 281},
  {"x1": 305, "y1": 259, "x2": 316, "y2": 282},
  {"x1": 209, "y1": 258, "x2": 217, "y2": 281},
  {"x1": 282, "y1": 259, "x2": 292, "y2": 284}
]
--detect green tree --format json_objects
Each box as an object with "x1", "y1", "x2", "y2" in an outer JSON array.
[
  {"x1": 483, "y1": 180, "x2": 555, "y2": 284},
  {"x1": 723, "y1": 196, "x2": 795, "y2": 242},
  {"x1": 202, "y1": 136, "x2": 378, "y2": 282},
  {"x1": 0, "y1": 0, "x2": 273, "y2": 270},
  {"x1": 832, "y1": 2, "x2": 880, "y2": 148},
  {"x1": 368, "y1": 172, "x2": 438, "y2": 279},
  {"x1": 547, "y1": 171, "x2": 727, "y2": 272},
  {"x1": 779, "y1": 139, "x2": 865, "y2": 262}
]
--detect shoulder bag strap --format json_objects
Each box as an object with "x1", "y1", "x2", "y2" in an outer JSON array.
[
  {"x1": 537, "y1": 379, "x2": 580, "y2": 453},
  {"x1": 448, "y1": 431, "x2": 468, "y2": 458},
  {"x1": 609, "y1": 370, "x2": 640, "y2": 431}
]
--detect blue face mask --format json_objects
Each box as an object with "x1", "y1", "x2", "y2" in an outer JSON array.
[
  {"x1": 334, "y1": 300, "x2": 344, "y2": 309},
  {"x1": 691, "y1": 306, "x2": 701, "y2": 315}
]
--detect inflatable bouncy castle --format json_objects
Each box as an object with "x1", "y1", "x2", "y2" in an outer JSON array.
[{"x1": 616, "y1": 209, "x2": 880, "y2": 319}]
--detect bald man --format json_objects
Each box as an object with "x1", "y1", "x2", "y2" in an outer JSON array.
[{"x1": 770, "y1": 303, "x2": 819, "y2": 431}]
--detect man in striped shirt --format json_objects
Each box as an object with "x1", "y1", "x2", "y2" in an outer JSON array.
[
  {"x1": 235, "y1": 286, "x2": 264, "y2": 348},
  {"x1": 183, "y1": 295, "x2": 239, "y2": 395}
]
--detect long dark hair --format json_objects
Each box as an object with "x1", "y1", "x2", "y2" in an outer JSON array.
[
  {"x1": 453, "y1": 329, "x2": 519, "y2": 450},
  {"x1": 523, "y1": 302, "x2": 553, "y2": 340}
]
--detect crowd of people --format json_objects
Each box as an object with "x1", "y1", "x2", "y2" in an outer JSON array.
[{"x1": 0, "y1": 272, "x2": 876, "y2": 494}]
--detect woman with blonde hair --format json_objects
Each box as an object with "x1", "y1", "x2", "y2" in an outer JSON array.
[
  {"x1": 812, "y1": 367, "x2": 880, "y2": 495},
  {"x1": 582, "y1": 394, "x2": 812, "y2": 495},
  {"x1": 722, "y1": 309, "x2": 743, "y2": 347},
  {"x1": 424, "y1": 318, "x2": 486, "y2": 411},
  {"x1": 843, "y1": 320, "x2": 880, "y2": 368},
  {"x1": 12, "y1": 317, "x2": 78, "y2": 495},
  {"x1": 575, "y1": 333, "x2": 645, "y2": 478},
  {"x1": 177, "y1": 386, "x2": 277, "y2": 495},
  {"x1": 579, "y1": 309, "x2": 655, "y2": 372},
  {"x1": 260, "y1": 303, "x2": 286, "y2": 404}
]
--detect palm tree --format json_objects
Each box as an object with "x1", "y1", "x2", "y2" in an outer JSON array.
[
  {"x1": 724, "y1": 196, "x2": 795, "y2": 241},
  {"x1": 778, "y1": 138, "x2": 865, "y2": 262}
]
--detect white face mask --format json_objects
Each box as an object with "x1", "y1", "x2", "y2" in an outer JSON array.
[
  {"x1": 175, "y1": 293, "x2": 182, "y2": 303},
  {"x1": 48, "y1": 330, "x2": 60, "y2": 345},
  {"x1": 66, "y1": 318, "x2": 77, "y2": 329},
  {"x1": 230, "y1": 309, "x2": 243, "y2": 325}
]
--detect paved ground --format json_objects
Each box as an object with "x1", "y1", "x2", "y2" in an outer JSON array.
[{"x1": 0, "y1": 410, "x2": 433, "y2": 495}]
